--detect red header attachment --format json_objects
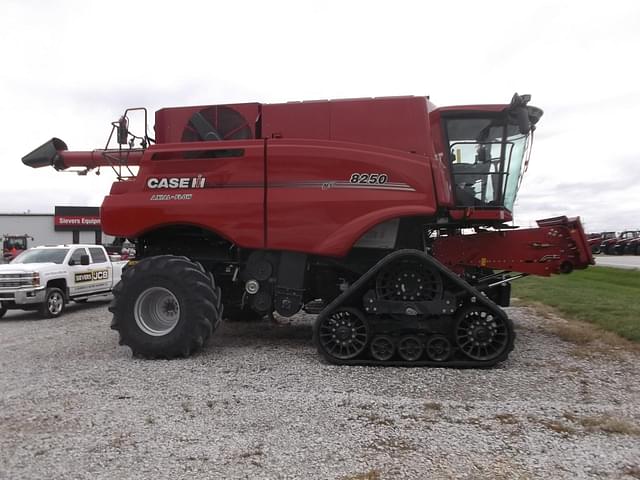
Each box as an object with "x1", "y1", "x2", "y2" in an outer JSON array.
[{"x1": 432, "y1": 216, "x2": 594, "y2": 276}]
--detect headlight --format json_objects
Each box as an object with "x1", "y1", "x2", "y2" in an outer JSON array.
[{"x1": 32, "y1": 273, "x2": 40, "y2": 287}]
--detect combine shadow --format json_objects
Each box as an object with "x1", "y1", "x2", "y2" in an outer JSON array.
[
  {"x1": 212, "y1": 317, "x2": 315, "y2": 348},
  {"x1": 0, "y1": 297, "x2": 112, "y2": 323}
]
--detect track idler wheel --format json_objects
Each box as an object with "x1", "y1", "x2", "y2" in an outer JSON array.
[
  {"x1": 425, "y1": 335, "x2": 451, "y2": 362},
  {"x1": 397, "y1": 335, "x2": 424, "y2": 362},
  {"x1": 455, "y1": 306, "x2": 510, "y2": 361},
  {"x1": 316, "y1": 308, "x2": 370, "y2": 361},
  {"x1": 375, "y1": 259, "x2": 443, "y2": 302},
  {"x1": 370, "y1": 335, "x2": 395, "y2": 361}
]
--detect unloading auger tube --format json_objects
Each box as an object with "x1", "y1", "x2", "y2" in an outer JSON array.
[{"x1": 312, "y1": 249, "x2": 514, "y2": 367}]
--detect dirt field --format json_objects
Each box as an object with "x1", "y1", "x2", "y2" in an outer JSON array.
[{"x1": 1, "y1": 300, "x2": 639, "y2": 479}]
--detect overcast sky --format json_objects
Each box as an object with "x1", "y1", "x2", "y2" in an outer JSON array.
[{"x1": 1, "y1": 0, "x2": 639, "y2": 232}]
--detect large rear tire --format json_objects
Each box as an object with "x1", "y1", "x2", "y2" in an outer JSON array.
[{"x1": 109, "y1": 255, "x2": 221, "y2": 358}]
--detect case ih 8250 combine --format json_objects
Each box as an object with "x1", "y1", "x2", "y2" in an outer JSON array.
[{"x1": 23, "y1": 93, "x2": 593, "y2": 367}]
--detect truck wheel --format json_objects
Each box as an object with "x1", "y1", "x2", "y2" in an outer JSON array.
[
  {"x1": 109, "y1": 255, "x2": 221, "y2": 358},
  {"x1": 0, "y1": 303, "x2": 6, "y2": 319},
  {"x1": 41, "y1": 288, "x2": 66, "y2": 318}
]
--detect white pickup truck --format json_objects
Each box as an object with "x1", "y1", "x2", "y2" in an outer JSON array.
[{"x1": 0, "y1": 244, "x2": 126, "y2": 319}]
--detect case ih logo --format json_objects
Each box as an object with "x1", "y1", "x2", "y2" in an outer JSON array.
[
  {"x1": 75, "y1": 270, "x2": 109, "y2": 283},
  {"x1": 147, "y1": 176, "x2": 206, "y2": 189}
]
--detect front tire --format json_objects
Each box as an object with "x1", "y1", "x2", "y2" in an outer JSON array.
[
  {"x1": 41, "y1": 288, "x2": 65, "y2": 318},
  {"x1": 109, "y1": 255, "x2": 222, "y2": 358}
]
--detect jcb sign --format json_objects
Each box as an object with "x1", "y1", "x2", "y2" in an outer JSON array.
[{"x1": 75, "y1": 270, "x2": 109, "y2": 283}]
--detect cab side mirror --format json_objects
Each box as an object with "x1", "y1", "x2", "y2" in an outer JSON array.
[
  {"x1": 80, "y1": 254, "x2": 90, "y2": 266},
  {"x1": 510, "y1": 93, "x2": 532, "y2": 135}
]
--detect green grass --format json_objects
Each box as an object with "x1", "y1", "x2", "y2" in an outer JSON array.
[{"x1": 512, "y1": 267, "x2": 640, "y2": 342}]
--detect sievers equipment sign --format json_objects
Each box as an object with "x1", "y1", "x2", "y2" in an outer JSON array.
[
  {"x1": 54, "y1": 206, "x2": 101, "y2": 231},
  {"x1": 55, "y1": 216, "x2": 101, "y2": 227}
]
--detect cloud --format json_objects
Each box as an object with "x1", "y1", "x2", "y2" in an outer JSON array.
[{"x1": 2, "y1": 0, "x2": 640, "y2": 238}]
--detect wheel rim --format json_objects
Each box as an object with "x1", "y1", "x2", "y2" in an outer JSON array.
[
  {"x1": 455, "y1": 307, "x2": 509, "y2": 361},
  {"x1": 318, "y1": 309, "x2": 369, "y2": 360},
  {"x1": 426, "y1": 335, "x2": 451, "y2": 362},
  {"x1": 48, "y1": 291, "x2": 64, "y2": 315},
  {"x1": 134, "y1": 287, "x2": 181, "y2": 336},
  {"x1": 397, "y1": 335, "x2": 424, "y2": 361},
  {"x1": 370, "y1": 335, "x2": 395, "y2": 361},
  {"x1": 376, "y1": 260, "x2": 442, "y2": 302}
]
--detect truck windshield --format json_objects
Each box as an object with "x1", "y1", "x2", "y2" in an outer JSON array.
[
  {"x1": 446, "y1": 117, "x2": 531, "y2": 211},
  {"x1": 11, "y1": 249, "x2": 69, "y2": 264}
]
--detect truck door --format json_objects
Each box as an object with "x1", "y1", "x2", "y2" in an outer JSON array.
[
  {"x1": 87, "y1": 247, "x2": 112, "y2": 293},
  {"x1": 67, "y1": 247, "x2": 90, "y2": 297}
]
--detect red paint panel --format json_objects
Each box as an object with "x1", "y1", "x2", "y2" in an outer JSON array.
[
  {"x1": 262, "y1": 101, "x2": 331, "y2": 140},
  {"x1": 428, "y1": 110, "x2": 455, "y2": 207},
  {"x1": 262, "y1": 96, "x2": 432, "y2": 154},
  {"x1": 329, "y1": 97, "x2": 431, "y2": 155},
  {"x1": 102, "y1": 140, "x2": 265, "y2": 247},
  {"x1": 266, "y1": 139, "x2": 437, "y2": 257}
]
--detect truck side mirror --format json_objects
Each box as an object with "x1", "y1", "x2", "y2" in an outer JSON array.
[{"x1": 80, "y1": 254, "x2": 90, "y2": 266}]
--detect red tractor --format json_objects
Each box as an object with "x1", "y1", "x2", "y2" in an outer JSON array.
[
  {"x1": 586, "y1": 233, "x2": 603, "y2": 254},
  {"x1": 599, "y1": 232, "x2": 619, "y2": 255},
  {"x1": 2, "y1": 234, "x2": 31, "y2": 262},
  {"x1": 23, "y1": 93, "x2": 593, "y2": 367},
  {"x1": 617, "y1": 230, "x2": 640, "y2": 255}
]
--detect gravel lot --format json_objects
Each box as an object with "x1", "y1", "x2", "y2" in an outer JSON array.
[{"x1": 1, "y1": 299, "x2": 639, "y2": 480}]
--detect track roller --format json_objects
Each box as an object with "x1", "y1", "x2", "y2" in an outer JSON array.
[
  {"x1": 397, "y1": 335, "x2": 424, "y2": 361},
  {"x1": 425, "y1": 335, "x2": 451, "y2": 362},
  {"x1": 370, "y1": 335, "x2": 395, "y2": 361}
]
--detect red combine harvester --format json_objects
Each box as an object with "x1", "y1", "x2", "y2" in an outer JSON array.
[{"x1": 23, "y1": 94, "x2": 593, "y2": 367}]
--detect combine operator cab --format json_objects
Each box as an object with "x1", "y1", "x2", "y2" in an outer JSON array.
[{"x1": 431, "y1": 93, "x2": 542, "y2": 225}]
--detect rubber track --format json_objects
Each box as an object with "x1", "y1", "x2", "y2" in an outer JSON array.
[{"x1": 312, "y1": 249, "x2": 515, "y2": 368}]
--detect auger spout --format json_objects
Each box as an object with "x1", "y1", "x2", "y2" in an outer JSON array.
[{"x1": 22, "y1": 138, "x2": 144, "y2": 171}]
